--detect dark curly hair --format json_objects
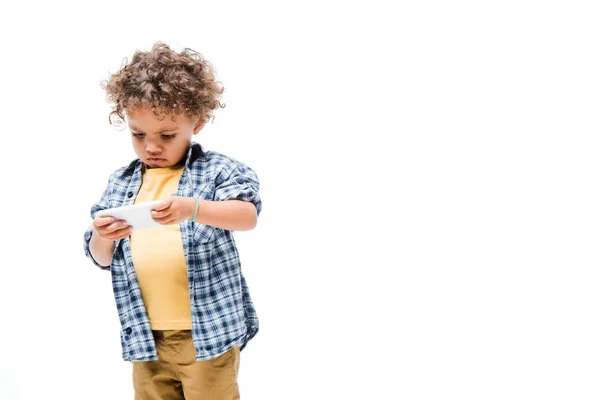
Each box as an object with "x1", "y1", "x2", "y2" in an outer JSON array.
[{"x1": 101, "y1": 42, "x2": 226, "y2": 127}]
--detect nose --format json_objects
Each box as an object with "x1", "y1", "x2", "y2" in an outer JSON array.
[{"x1": 145, "y1": 140, "x2": 161, "y2": 154}]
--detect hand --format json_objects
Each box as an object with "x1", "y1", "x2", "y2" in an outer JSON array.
[
  {"x1": 93, "y1": 216, "x2": 132, "y2": 241},
  {"x1": 151, "y1": 195, "x2": 195, "y2": 225}
]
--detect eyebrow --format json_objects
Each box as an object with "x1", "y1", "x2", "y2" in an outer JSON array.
[{"x1": 129, "y1": 126, "x2": 178, "y2": 134}]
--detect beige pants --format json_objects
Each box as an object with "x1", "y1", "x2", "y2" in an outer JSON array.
[{"x1": 132, "y1": 330, "x2": 240, "y2": 400}]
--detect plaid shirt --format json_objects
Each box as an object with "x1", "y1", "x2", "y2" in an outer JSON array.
[{"x1": 83, "y1": 143, "x2": 262, "y2": 362}]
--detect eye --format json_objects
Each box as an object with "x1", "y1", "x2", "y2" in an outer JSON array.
[{"x1": 131, "y1": 132, "x2": 174, "y2": 139}]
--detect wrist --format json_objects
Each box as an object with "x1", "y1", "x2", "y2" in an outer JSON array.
[{"x1": 188, "y1": 197, "x2": 199, "y2": 222}]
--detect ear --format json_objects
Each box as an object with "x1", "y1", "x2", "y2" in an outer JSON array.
[{"x1": 192, "y1": 120, "x2": 206, "y2": 135}]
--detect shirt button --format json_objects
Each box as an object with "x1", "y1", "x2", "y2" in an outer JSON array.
[
  {"x1": 129, "y1": 350, "x2": 134, "y2": 355},
  {"x1": 126, "y1": 327, "x2": 132, "y2": 334},
  {"x1": 127, "y1": 192, "x2": 133, "y2": 198}
]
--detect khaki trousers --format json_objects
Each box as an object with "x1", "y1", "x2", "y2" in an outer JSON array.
[{"x1": 132, "y1": 330, "x2": 240, "y2": 400}]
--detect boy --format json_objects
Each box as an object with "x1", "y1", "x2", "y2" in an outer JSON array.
[{"x1": 82, "y1": 42, "x2": 262, "y2": 400}]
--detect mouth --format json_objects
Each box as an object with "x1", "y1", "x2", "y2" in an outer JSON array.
[{"x1": 148, "y1": 158, "x2": 164, "y2": 162}]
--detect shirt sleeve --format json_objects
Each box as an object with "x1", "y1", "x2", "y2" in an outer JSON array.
[
  {"x1": 213, "y1": 161, "x2": 262, "y2": 217},
  {"x1": 83, "y1": 172, "x2": 118, "y2": 271}
]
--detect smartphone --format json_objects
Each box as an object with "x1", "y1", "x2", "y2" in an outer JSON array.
[{"x1": 96, "y1": 200, "x2": 163, "y2": 231}]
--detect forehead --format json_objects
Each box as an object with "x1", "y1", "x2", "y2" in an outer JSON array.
[{"x1": 125, "y1": 107, "x2": 189, "y2": 130}]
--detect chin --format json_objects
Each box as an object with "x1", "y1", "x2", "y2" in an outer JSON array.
[{"x1": 147, "y1": 158, "x2": 167, "y2": 166}]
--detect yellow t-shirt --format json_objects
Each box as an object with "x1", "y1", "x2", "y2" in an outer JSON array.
[{"x1": 130, "y1": 163, "x2": 192, "y2": 330}]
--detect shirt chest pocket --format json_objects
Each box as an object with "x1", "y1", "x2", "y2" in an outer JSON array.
[{"x1": 193, "y1": 222, "x2": 214, "y2": 243}]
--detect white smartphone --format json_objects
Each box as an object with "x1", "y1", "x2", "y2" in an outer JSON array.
[{"x1": 96, "y1": 200, "x2": 163, "y2": 231}]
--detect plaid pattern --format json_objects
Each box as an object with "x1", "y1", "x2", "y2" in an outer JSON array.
[{"x1": 83, "y1": 143, "x2": 262, "y2": 362}]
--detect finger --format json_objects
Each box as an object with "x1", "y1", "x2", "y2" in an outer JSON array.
[
  {"x1": 97, "y1": 222, "x2": 126, "y2": 237},
  {"x1": 107, "y1": 220, "x2": 129, "y2": 233},
  {"x1": 94, "y1": 216, "x2": 115, "y2": 227},
  {"x1": 104, "y1": 225, "x2": 133, "y2": 240},
  {"x1": 153, "y1": 200, "x2": 171, "y2": 211},
  {"x1": 118, "y1": 226, "x2": 134, "y2": 239},
  {"x1": 157, "y1": 218, "x2": 174, "y2": 225},
  {"x1": 153, "y1": 213, "x2": 172, "y2": 223},
  {"x1": 152, "y1": 210, "x2": 171, "y2": 219}
]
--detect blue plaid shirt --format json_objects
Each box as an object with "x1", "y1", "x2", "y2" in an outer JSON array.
[{"x1": 83, "y1": 143, "x2": 262, "y2": 362}]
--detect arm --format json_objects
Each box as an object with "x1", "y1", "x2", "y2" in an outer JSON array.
[
  {"x1": 200, "y1": 160, "x2": 262, "y2": 231},
  {"x1": 192, "y1": 199, "x2": 257, "y2": 231},
  {"x1": 89, "y1": 231, "x2": 116, "y2": 267},
  {"x1": 83, "y1": 170, "x2": 121, "y2": 271}
]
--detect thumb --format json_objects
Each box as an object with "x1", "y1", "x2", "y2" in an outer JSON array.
[{"x1": 154, "y1": 197, "x2": 173, "y2": 211}]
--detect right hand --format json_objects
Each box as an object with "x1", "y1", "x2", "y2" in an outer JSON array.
[{"x1": 93, "y1": 216, "x2": 133, "y2": 242}]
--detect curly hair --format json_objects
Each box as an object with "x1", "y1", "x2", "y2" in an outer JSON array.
[{"x1": 101, "y1": 42, "x2": 226, "y2": 127}]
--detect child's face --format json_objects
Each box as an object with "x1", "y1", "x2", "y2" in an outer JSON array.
[{"x1": 126, "y1": 107, "x2": 204, "y2": 169}]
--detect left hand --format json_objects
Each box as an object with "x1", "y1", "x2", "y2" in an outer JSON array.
[{"x1": 151, "y1": 195, "x2": 195, "y2": 225}]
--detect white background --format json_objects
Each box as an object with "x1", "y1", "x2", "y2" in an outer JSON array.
[{"x1": 1, "y1": 0, "x2": 599, "y2": 399}]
